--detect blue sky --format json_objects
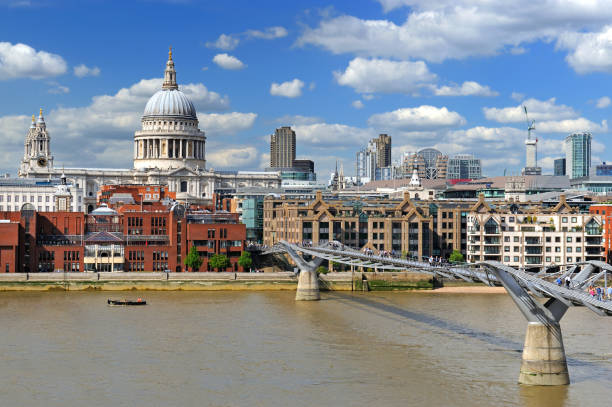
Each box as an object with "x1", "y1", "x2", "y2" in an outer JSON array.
[{"x1": 1, "y1": 0, "x2": 611, "y2": 178}]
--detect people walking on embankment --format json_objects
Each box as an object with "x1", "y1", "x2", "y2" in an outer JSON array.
[
  {"x1": 596, "y1": 286, "x2": 603, "y2": 301},
  {"x1": 608, "y1": 286, "x2": 612, "y2": 300}
]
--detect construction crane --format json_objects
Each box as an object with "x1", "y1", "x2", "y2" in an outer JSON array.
[{"x1": 523, "y1": 105, "x2": 535, "y2": 140}]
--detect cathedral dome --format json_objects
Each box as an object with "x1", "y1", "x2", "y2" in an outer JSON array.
[{"x1": 143, "y1": 89, "x2": 196, "y2": 120}]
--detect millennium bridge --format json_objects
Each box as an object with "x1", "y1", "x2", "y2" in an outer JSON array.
[{"x1": 263, "y1": 240, "x2": 612, "y2": 386}]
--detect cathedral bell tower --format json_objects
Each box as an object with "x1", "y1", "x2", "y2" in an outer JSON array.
[{"x1": 19, "y1": 108, "x2": 54, "y2": 176}]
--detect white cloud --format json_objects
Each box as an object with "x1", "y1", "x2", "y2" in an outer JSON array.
[
  {"x1": 212, "y1": 53, "x2": 246, "y2": 70},
  {"x1": 292, "y1": 122, "x2": 372, "y2": 148},
  {"x1": 270, "y1": 78, "x2": 304, "y2": 98},
  {"x1": 207, "y1": 146, "x2": 259, "y2": 168},
  {"x1": 558, "y1": 26, "x2": 612, "y2": 74},
  {"x1": 334, "y1": 57, "x2": 436, "y2": 94},
  {"x1": 596, "y1": 96, "x2": 611, "y2": 108},
  {"x1": 47, "y1": 82, "x2": 69, "y2": 94},
  {"x1": 245, "y1": 26, "x2": 288, "y2": 39},
  {"x1": 537, "y1": 118, "x2": 608, "y2": 134},
  {"x1": 206, "y1": 34, "x2": 239, "y2": 50},
  {"x1": 197, "y1": 112, "x2": 257, "y2": 136},
  {"x1": 297, "y1": 1, "x2": 612, "y2": 68},
  {"x1": 73, "y1": 64, "x2": 100, "y2": 78},
  {"x1": 0, "y1": 77, "x2": 231, "y2": 170},
  {"x1": 0, "y1": 42, "x2": 67, "y2": 79},
  {"x1": 511, "y1": 92, "x2": 525, "y2": 101},
  {"x1": 432, "y1": 81, "x2": 498, "y2": 97},
  {"x1": 483, "y1": 98, "x2": 578, "y2": 123},
  {"x1": 274, "y1": 115, "x2": 322, "y2": 126},
  {"x1": 368, "y1": 106, "x2": 466, "y2": 131},
  {"x1": 352, "y1": 100, "x2": 364, "y2": 109}
]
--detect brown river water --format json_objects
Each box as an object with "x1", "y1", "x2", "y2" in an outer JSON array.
[{"x1": 0, "y1": 290, "x2": 610, "y2": 407}]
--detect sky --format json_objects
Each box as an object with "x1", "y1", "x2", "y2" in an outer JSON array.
[{"x1": 1, "y1": 0, "x2": 612, "y2": 179}]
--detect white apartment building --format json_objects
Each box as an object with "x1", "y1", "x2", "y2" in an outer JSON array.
[
  {"x1": 467, "y1": 195, "x2": 603, "y2": 268},
  {"x1": 0, "y1": 177, "x2": 83, "y2": 213}
]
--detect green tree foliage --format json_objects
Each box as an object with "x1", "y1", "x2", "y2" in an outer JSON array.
[
  {"x1": 237, "y1": 251, "x2": 252, "y2": 270},
  {"x1": 316, "y1": 265, "x2": 328, "y2": 274},
  {"x1": 209, "y1": 254, "x2": 230, "y2": 272},
  {"x1": 184, "y1": 245, "x2": 202, "y2": 272},
  {"x1": 449, "y1": 250, "x2": 464, "y2": 263}
]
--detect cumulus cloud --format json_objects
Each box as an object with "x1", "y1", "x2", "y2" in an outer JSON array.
[
  {"x1": 537, "y1": 118, "x2": 608, "y2": 134},
  {"x1": 297, "y1": 1, "x2": 612, "y2": 71},
  {"x1": 352, "y1": 100, "x2": 364, "y2": 109},
  {"x1": 558, "y1": 27, "x2": 612, "y2": 74},
  {"x1": 368, "y1": 106, "x2": 466, "y2": 131},
  {"x1": 596, "y1": 96, "x2": 611, "y2": 108},
  {"x1": 206, "y1": 34, "x2": 239, "y2": 50},
  {"x1": 245, "y1": 26, "x2": 288, "y2": 39},
  {"x1": 432, "y1": 81, "x2": 499, "y2": 97},
  {"x1": 483, "y1": 98, "x2": 577, "y2": 123},
  {"x1": 0, "y1": 77, "x2": 232, "y2": 170},
  {"x1": 207, "y1": 146, "x2": 259, "y2": 169},
  {"x1": 0, "y1": 42, "x2": 67, "y2": 79},
  {"x1": 511, "y1": 92, "x2": 525, "y2": 101},
  {"x1": 334, "y1": 57, "x2": 436, "y2": 94},
  {"x1": 292, "y1": 122, "x2": 372, "y2": 148},
  {"x1": 270, "y1": 78, "x2": 304, "y2": 98},
  {"x1": 212, "y1": 53, "x2": 246, "y2": 70},
  {"x1": 73, "y1": 64, "x2": 100, "y2": 78},
  {"x1": 197, "y1": 112, "x2": 257, "y2": 136}
]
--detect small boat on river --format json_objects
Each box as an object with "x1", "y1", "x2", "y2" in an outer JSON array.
[{"x1": 107, "y1": 299, "x2": 147, "y2": 306}]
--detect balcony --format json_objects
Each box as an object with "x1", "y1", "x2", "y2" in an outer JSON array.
[
  {"x1": 484, "y1": 237, "x2": 500, "y2": 245},
  {"x1": 525, "y1": 237, "x2": 542, "y2": 245}
]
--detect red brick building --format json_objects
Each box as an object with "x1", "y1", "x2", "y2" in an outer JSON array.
[
  {"x1": 0, "y1": 203, "x2": 246, "y2": 273},
  {"x1": 590, "y1": 204, "x2": 611, "y2": 263}
]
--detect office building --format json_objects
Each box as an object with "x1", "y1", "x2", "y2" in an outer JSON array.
[
  {"x1": 595, "y1": 162, "x2": 612, "y2": 176},
  {"x1": 263, "y1": 191, "x2": 472, "y2": 259},
  {"x1": 565, "y1": 133, "x2": 591, "y2": 179},
  {"x1": 270, "y1": 126, "x2": 296, "y2": 168},
  {"x1": 0, "y1": 202, "x2": 247, "y2": 273},
  {"x1": 447, "y1": 154, "x2": 482, "y2": 180},
  {"x1": 554, "y1": 158, "x2": 566, "y2": 176},
  {"x1": 374, "y1": 134, "x2": 392, "y2": 168}
]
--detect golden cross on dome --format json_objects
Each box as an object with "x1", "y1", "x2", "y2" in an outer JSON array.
[
  {"x1": 169, "y1": 46, "x2": 173, "y2": 60},
  {"x1": 39, "y1": 108, "x2": 43, "y2": 116},
  {"x1": 32, "y1": 114, "x2": 35, "y2": 122}
]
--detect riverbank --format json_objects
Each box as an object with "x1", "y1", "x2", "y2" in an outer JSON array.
[{"x1": 0, "y1": 271, "x2": 435, "y2": 291}]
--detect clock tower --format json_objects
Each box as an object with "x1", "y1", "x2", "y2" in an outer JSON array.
[{"x1": 19, "y1": 108, "x2": 54, "y2": 177}]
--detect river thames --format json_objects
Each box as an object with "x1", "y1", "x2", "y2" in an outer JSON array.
[{"x1": 0, "y1": 291, "x2": 610, "y2": 407}]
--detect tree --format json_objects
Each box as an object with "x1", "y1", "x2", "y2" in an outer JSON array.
[
  {"x1": 209, "y1": 254, "x2": 230, "y2": 272},
  {"x1": 449, "y1": 250, "x2": 464, "y2": 263},
  {"x1": 316, "y1": 265, "x2": 328, "y2": 274},
  {"x1": 184, "y1": 245, "x2": 202, "y2": 272},
  {"x1": 237, "y1": 251, "x2": 252, "y2": 271}
]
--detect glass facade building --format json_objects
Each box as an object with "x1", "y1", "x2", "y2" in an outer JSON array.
[{"x1": 565, "y1": 133, "x2": 591, "y2": 179}]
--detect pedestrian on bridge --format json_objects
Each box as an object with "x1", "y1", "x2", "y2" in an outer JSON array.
[
  {"x1": 596, "y1": 286, "x2": 603, "y2": 301},
  {"x1": 608, "y1": 286, "x2": 612, "y2": 300},
  {"x1": 565, "y1": 276, "x2": 571, "y2": 288},
  {"x1": 556, "y1": 277, "x2": 562, "y2": 286}
]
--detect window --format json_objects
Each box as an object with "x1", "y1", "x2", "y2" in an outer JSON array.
[
  {"x1": 514, "y1": 247, "x2": 519, "y2": 252},
  {"x1": 503, "y1": 256, "x2": 510, "y2": 262},
  {"x1": 513, "y1": 237, "x2": 520, "y2": 242},
  {"x1": 567, "y1": 237, "x2": 572, "y2": 243},
  {"x1": 566, "y1": 247, "x2": 572, "y2": 253},
  {"x1": 576, "y1": 247, "x2": 581, "y2": 253},
  {"x1": 504, "y1": 236, "x2": 510, "y2": 242},
  {"x1": 555, "y1": 247, "x2": 561, "y2": 252},
  {"x1": 571, "y1": 217, "x2": 577, "y2": 223},
  {"x1": 555, "y1": 256, "x2": 561, "y2": 262},
  {"x1": 545, "y1": 237, "x2": 551, "y2": 243},
  {"x1": 546, "y1": 257, "x2": 551, "y2": 262},
  {"x1": 562, "y1": 217, "x2": 568, "y2": 223},
  {"x1": 567, "y1": 257, "x2": 572, "y2": 262},
  {"x1": 546, "y1": 247, "x2": 551, "y2": 252},
  {"x1": 514, "y1": 256, "x2": 520, "y2": 262},
  {"x1": 509, "y1": 217, "x2": 515, "y2": 222},
  {"x1": 504, "y1": 246, "x2": 510, "y2": 252}
]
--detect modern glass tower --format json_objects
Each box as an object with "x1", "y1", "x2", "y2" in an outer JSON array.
[{"x1": 564, "y1": 133, "x2": 591, "y2": 179}]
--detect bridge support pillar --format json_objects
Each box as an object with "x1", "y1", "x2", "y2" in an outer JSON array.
[
  {"x1": 519, "y1": 322, "x2": 569, "y2": 386},
  {"x1": 295, "y1": 270, "x2": 320, "y2": 301}
]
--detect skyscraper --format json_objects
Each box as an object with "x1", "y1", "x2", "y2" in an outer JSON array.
[
  {"x1": 270, "y1": 126, "x2": 296, "y2": 168},
  {"x1": 565, "y1": 133, "x2": 591, "y2": 179},
  {"x1": 374, "y1": 134, "x2": 391, "y2": 168},
  {"x1": 554, "y1": 158, "x2": 566, "y2": 176}
]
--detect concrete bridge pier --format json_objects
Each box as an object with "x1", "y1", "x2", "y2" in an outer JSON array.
[
  {"x1": 295, "y1": 269, "x2": 320, "y2": 301},
  {"x1": 519, "y1": 322, "x2": 569, "y2": 385}
]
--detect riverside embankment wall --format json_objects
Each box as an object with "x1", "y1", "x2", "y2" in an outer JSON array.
[{"x1": 0, "y1": 272, "x2": 433, "y2": 291}]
